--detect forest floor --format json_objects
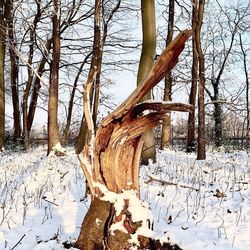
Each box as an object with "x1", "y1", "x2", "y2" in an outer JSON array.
[{"x1": 0, "y1": 146, "x2": 249, "y2": 249}]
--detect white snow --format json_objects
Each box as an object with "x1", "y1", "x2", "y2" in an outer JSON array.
[{"x1": 0, "y1": 146, "x2": 250, "y2": 249}]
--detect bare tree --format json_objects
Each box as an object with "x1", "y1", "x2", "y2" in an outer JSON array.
[
  {"x1": 0, "y1": 0, "x2": 6, "y2": 150},
  {"x1": 75, "y1": 0, "x2": 121, "y2": 154},
  {"x1": 187, "y1": 0, "x2": 198, "y2": 152},
  {"x1": 137, "y1": 0, "x2": 157, "y2": 164},
  {"x1": 161, "y1": 0, "x2": 175, "y2": 150},
  {"x1": 5, "y1": 0, "x2": 21, "y2": 140},
  {"x1": 239, "y1": 34, "x2": 250, "y2": 138},
  {"x1": 195, "y1": 0, "x2": 206, "y2": 160},
  {"x1": 22, "y1": 0, "x2": 42, "y2": 147},
  {"x1": 47, "y1": 0, "x2": 61, "y2": 155},
  {"x1": 205, "y1": 0, "x2": 250, "y2": 147}
]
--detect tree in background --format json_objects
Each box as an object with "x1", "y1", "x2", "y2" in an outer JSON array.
[
  {"x1": 47, "y1": 0, "x2": 61, "y2": 155},
  {"x1": 161, "y1": 0, "x2": 175, "y2": 150},
  {"x1": 0, "y1": 1, "x2": 6, "y2": 150},
  {"x1": 204, "y1": 0, "x2": 250, "y2": 147},
  {"x1": 137, "y1": 0, "x2": 157, "y2": 164},
  {"x1": 187, "y1": 0, "x2": 198, "y2": 153},
  {"x1": 5, "y1": 0, "x2": 21, "y2": 141},
  {"x1": 195, "y1": 0, "x2": 206, "y2": 160},
  {"x1": 239, "y1": 34, "x2": 250, "y2": 139},
  {"x1": 22, "y1": 0, "x2": 43, "y2": 148},
  {"x1": 75, "y1": 0, "x2": 121, "y2": 154}
]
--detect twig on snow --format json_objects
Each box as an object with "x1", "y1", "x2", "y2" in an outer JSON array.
[
  {"x1": 145, "y1": 175, "x2": 200, "y2": 192},
  {"x1": 10, "y1": 234, "x2": 26, "y2": 250}
]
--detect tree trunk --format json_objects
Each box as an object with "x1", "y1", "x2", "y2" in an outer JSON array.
[
  {"x1": 6, "y1": 0, "x2": 21, "y2": 140},
  {"x1": 0, "y1": 1, "x2": 5, "y2": 150},
  {"x1": 187, "y1": 0, "x2": 198, "y2": 153},
  {"x1": 137, "y1": 0, "x2": 157, "y2": 163},
  {"x1": 22, "y1": 1, "x2": 41, "y2": 148},
  {"x1": 161, "y1": 0, "x2": 174, "y2": 150},
  {"x1": 239, "y1": 34, "x2": 249, "y2": 140},
  {"x1": 27, "y1": 38, "x2": 52, "y2": 134},
  {"x1": 47, "y1": 0, "x2": 61, "y2": 155},
  {"x1": 75, "y1": 0, "x2": 102, "y2": 153},
  {"x1": 75, "y1": 0, "x2": 120, "y2": 153},
  {"x1": 76, "y1": 30, "x2": 192, "y2": 249},
  {"x1": 214, "y1": 101, "x2": 222, "y2": 147},
  {"x1": 195, "y1": 0, "x2": 206, "y2": 160},
  {"x1": 62, "y1": 53, "x2": 91, "y2": 145}
]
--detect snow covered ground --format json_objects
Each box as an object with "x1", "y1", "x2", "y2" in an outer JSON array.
[{"x1": 0, "y1": 146, "x2": 249, "y2": 249}]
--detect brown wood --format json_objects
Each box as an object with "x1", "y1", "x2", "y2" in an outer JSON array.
[
  {"x1": 22, "y1": 1, "x2": 42, "y2": 147},
  {"x1": 187, "y1": 0, "x2": 198, "y2": 153},
  {"x1": 0, "y1": 1, "x2": 6, "y2": 149},
  {"x1": 195, "y1": 0, "x2": 206, "y2": 160},
  {"x1": 161, "y1": 0, "x2": 175, "y2": 150},
  {"x1": 137, "y1": 0, "x2": 157, "y2": 164},
  {"x1": 76, "y1": 29, "x2": 192, "y2": 249},
  {"x1": 47, "y1": 0, "x2": 61, "y2": 154},
  {"x1": 6, "y1": 0, "x2": 21, "y2": 140}
]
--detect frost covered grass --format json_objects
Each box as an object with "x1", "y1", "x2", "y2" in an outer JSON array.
[{"x1": 0, "y1": 146, "x2": 250, "y2": 249}]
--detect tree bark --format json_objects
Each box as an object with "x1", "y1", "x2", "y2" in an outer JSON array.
[
  {"x1": 75, "y1": 0, "x2": 121, "y2": 154},
  {"x1": 195, "y1": 0, "x2": 206, "y2": 160},
  {"x1": 47, "y1": 0, "x2": 61, "y2": 155},
  {"x1": 239, "y1": 34, "x2": 249, "y2": 140},
  {"x1": 0, "y1": 1, "x2": 6, "y2": 150},
  {"x1": 62, "y1": 52, "x2": 91, "y2": 145},
  {"x1": 137, "y1": 0, "x2": 157, "y2": 163},
  {"x1": 76, "y1": 30, "x2": 192, "y2": 249},
  {"x1": 27, "y1": 38, "x2": 52, "y2": 134},
  {"x1": 22, "y1": 1, "x2": 42, "y2": 148},
  {"x1": 214, "y1": 100, "x2": 222, "y2": 147},
  {"x1": 187, "y1": 0, "x2": 198, "y2": 153},
  {"x1": 161, "y1": 0, "x2": 175, "y2": 150},
  {"x1": 6, "y1": 0, "x2": 21, "y2": 140}
]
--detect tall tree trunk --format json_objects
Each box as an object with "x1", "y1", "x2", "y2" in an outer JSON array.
[
  {"x1": 239, "y1": 34, "x2": 249, "y2": 140},
  {"x1": 76, "y1": 30, "x2": 192, "y2": 249},
  {"x1": 22, "y1": 1, "x2": 41, "y2": 148},
  {"x1": 137, "y1": 0, "x2": 156, "y2": 164},
  {"x1": 0, "y1": 1, "x2": 5, "y2": 150},
  {"x1": 6, "y1": 0, "x2": 21, "y2": 140},
  {"x1": 214, "y1": 100, "x2": 222, "y2": 147},
  {"x1": 75, "y1": 0, "x2": 121, "y2": 154},
  {"x1": 62, "y1": 52, "x2": 91, "y2": 145},
  {"x1": 27, "y1": 38, "x2": 52, "y2": 134},
  {"x1": 161, "y1": 0, "x2": 175, "y2": 150},
  {"x1": 195, "y1": 0, "x2": 206, "y2": 160},
  {"x1": 187, "y1": 0, "x2": 198, "y2": 152},
  {"x1": 47, "y1": 0, "x2": 61, "y2": 155},
  {"x1": 75, "y1": 0, "x2": 102, "y2": 154}
]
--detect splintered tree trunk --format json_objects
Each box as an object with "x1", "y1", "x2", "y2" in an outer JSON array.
[
  {"x1": 161, "y1": 0, "x2": 174, "y2": 150},
  {"x1": 137, "y1": 0, "x2": 156, "y2": 164},
  {"x1": 47, "y1": 0, "x2": 61, "y2": 154},
  {"x1": 0, "y1": 1, "x2": 5, "y2": 150},
  {"x1": 76, "y1": 30, "x2": 192, "y2": 250}
]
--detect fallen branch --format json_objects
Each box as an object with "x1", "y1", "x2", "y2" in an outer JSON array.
[
  {"x1": 10, "y1": 234, "x2": 26, "y2": 250},
  {"x1": 42, "y1": 198, "x2": 59, "y2": 207},
  {"x1": 145, "y1": 175, "x2": 199, "y2": 192}
]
